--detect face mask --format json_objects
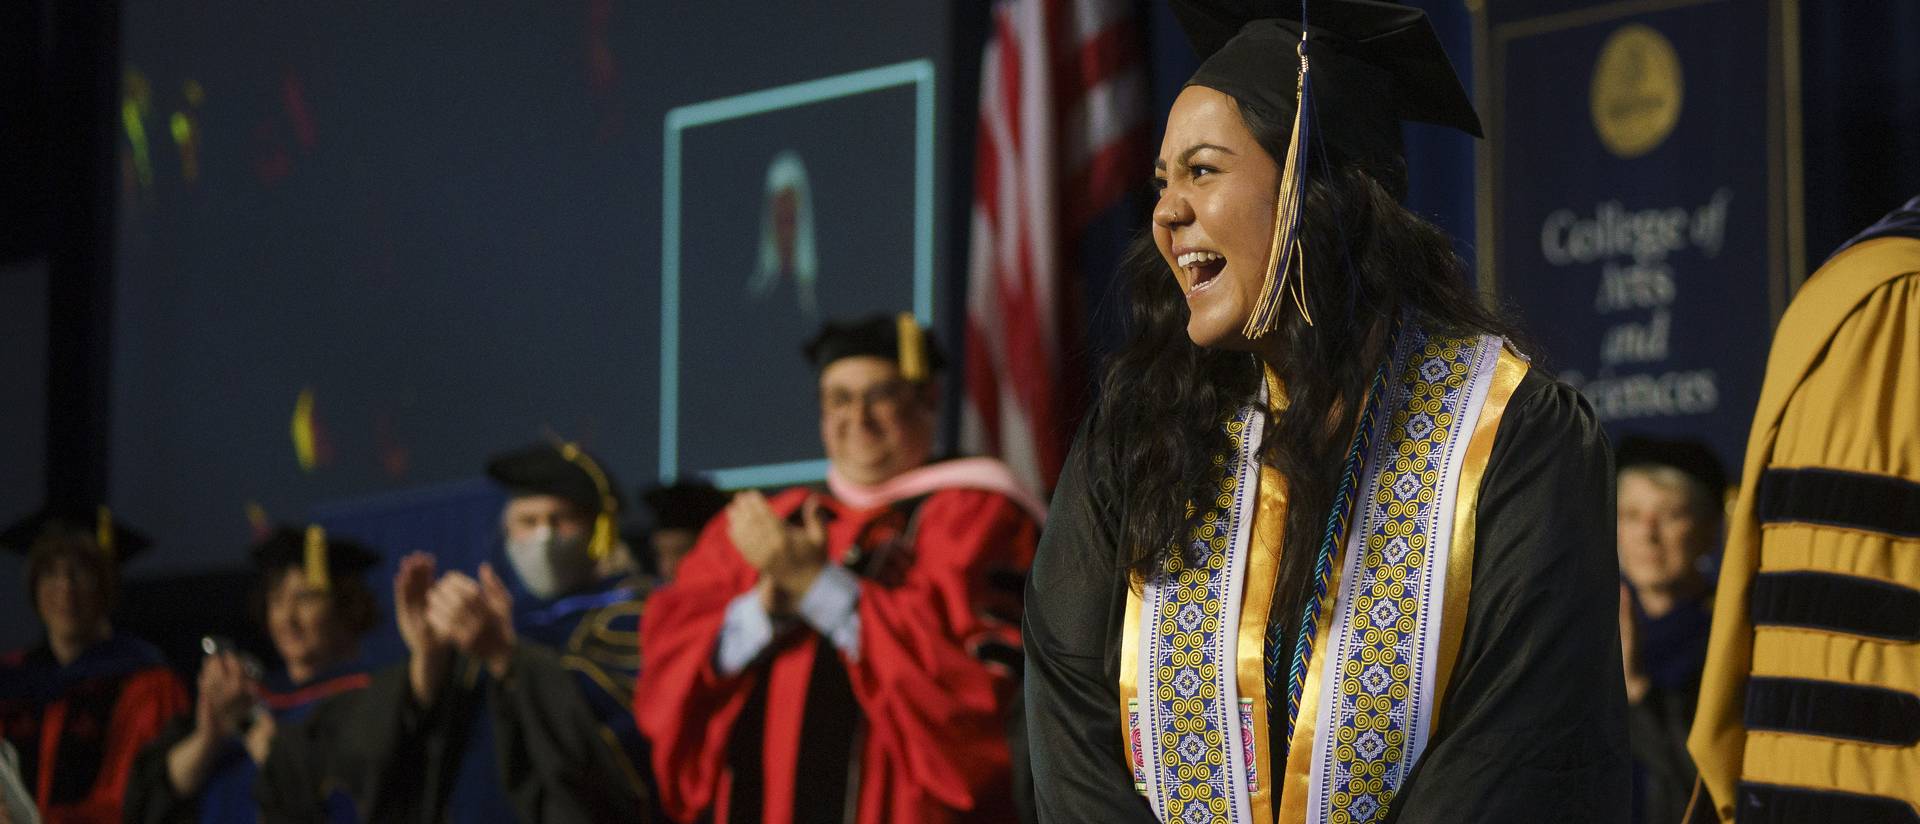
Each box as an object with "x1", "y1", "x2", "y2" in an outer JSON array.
[{"x1": 504, "y1": 526, "x2": 596, "y2": 600}]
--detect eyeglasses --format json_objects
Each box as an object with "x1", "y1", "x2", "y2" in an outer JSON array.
[{"x1": 821, "y1": 380, "x2": 919, "y2": 415}]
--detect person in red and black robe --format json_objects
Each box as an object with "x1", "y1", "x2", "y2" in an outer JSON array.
[
  {"x1": 637, "y1": 313, "x2": 1044, "y2": 824},
  {"x1": 0, "y1": 508, "x2": 189, "y2": 824}
]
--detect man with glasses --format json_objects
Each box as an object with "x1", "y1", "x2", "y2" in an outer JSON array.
[{"x1": 636, "y1": 313, "x2": 1045, "y2": 824}]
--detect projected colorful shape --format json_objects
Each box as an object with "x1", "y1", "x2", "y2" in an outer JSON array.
[
  {"x1": 374, "y1": 410, "x2": 411, "y2": 481},
  {"x1": 122, "y1": 68, "x2": 153, "y2": 190},
  {"x1": 290, "y1": 387, "x2": 333, "y2": 472},
  {"x1": 245, "y1": 501, "x2": 271, "y2": 539},
  {"x1": 170, "y1": 112, "x2": 198, "y2": 183},
  {"x1": 170, "y1": 79, "x2": 205, "y2": 185}
]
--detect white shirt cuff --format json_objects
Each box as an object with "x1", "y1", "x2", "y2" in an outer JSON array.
[
  {"x1": 796, "y1": 564, "x2": 862, "y2": 661},
  {"x1": 714, "y1": 589, "x2": 776, "y2": 676}
]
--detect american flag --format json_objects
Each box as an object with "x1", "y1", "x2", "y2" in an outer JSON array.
[{"x1": 962, "y1": 0, "x2": 1149, "y2": 497}]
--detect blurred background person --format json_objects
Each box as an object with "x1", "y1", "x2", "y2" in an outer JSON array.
[
  {"x1": 125, "y1": 524, "x2": 380, "y2": 823},
  {"x1": 1613, "y1": 436, "x2": 1724, "y2": 824},
  {"x1": 261, "y1": 442, "x2": 658, "y2": 823},
  {"x1": 638, "y1": 482, "x2": 730, "y2": 585},
  {"x1": 638, "y1": 313, "x2": 1043, "y2": 824},
  {"x1": 0, "y1": 509, "x2": 187, "y2": 824}
]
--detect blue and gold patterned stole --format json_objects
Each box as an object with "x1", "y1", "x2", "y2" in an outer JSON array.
[{"x1": 1118, "y1": 324, "x2": 1529, "y2": 824}]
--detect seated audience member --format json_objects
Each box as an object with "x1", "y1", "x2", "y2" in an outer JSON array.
[
  {"x1": 258, "y1": 443, "x2": 657, "y2": 823},
  {"x1": 125, "y1": 525, "x2": 380, "y2": 823},
  {"x1": 639, "y1": 482, "x2": 730, "y2": 583},
  {"x1": 1614, "y1": 437, "x2": 1724, "y2": 824},
  {"x1": 0, "y1": 508, "x2": 188, "y2": 823},
  {"x1": 637, "y1": 313, "x2": 1044, "y2": 824}
]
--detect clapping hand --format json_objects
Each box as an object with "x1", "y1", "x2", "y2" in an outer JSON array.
[
  {"x1": 395, "y1": 552, "x2": 443, "y2": 657},
  {"x1": 1619, "y1": 583, "x2": 1650, "y2": 704},
  {"x1": 426, "y1": 564, "x2": 518, "y2": 679},
  {"x1": 726, "y1": 492, "x2": 829, "y2": 612},
  {"x1": 395, "y1": 552, "x2": 451, "y2": 705},
  {"x1": 192, "y1": 651, "x2": 257, "y2": 742}
]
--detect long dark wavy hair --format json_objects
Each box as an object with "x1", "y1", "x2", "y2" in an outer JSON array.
[{"x1": 1087, "y1": 98, "x2": 1519, "y2": 651}]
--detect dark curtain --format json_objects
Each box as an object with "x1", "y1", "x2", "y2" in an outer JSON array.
[{"x1": 1799, "y1": 0, "x2": 1920, "y2": 264}]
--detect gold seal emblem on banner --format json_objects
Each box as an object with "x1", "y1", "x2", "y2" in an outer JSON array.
[{"x1": 1590, "y1": 24, "x2": 1683, "y2": 159}]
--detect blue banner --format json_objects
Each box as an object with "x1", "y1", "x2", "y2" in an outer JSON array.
[{"x1": 1476, "y1": 0, "x2": 1803, "y2": 475}]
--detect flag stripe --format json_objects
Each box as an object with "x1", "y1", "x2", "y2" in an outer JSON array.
[{"x1": 964, "y1": 0, "x2": 1144, "y2": 496}]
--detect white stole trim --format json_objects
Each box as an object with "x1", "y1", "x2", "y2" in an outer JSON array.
[
  {"x1": 1302, "y1": 332, "x2": 1503, "y2": 824},
  {"x1": 1138, "y1": 404, "x2": 1266, "y2": 824}
]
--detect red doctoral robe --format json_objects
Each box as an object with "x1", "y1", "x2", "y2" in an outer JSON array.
[
  {"x1": 0, "y1": 635, "x2": 189, "y2": 824},
  {"x1": 636, "y1": 460, "x2": 1041, "y2": 824}
]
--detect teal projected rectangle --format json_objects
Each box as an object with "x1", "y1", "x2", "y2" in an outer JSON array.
[{"x1": 660, "y1": 59, "x2": 936, "y2": 490}]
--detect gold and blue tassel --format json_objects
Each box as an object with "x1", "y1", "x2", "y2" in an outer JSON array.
[{"x1": 1241, "y1": 34, "x2": 1316, "y2": 340}]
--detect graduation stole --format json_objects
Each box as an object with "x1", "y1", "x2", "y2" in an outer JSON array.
[
  {"x1": 1118, "y1": 324, "x2": 1528, "y2": 824},
  {"x1": 259, "y1": 670, "x2": 373, "y2": 716}
]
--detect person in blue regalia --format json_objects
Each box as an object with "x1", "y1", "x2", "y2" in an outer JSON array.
[
  {"x1": 251, "y1": 442, "x2": 657, "y2": 823},
  {"x1": 125, "y1": 524, "x2": 381, "y2": 824}
]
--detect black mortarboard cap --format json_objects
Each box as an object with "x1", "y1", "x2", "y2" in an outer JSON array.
[
  {"x1": 250, "y1": 524, "x2": 380, "y2": 580},
  {"x1": 1172, "y1": 0, "x2": 1482, "y2": 193},
  {"x1": 485, "y1": 443, "x2": 624, "y2": 516},
  {"x1": 642, "y1": 482, "x2": 732, "y2": 532},
  {"x1": 1617, "y1": 435, "x2": 1729, "y2": 505},
  {"x1": 803, "y1": 312, "x2": 946, "y2": 381},
  {"x1": 0, "y1": 504, "x2": 152, "y2": 563}
]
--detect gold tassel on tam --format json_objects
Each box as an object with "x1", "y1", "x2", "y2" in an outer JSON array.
[
  {"x1": 96, "y1": 505, "x2": 116, "y2": 559},
  {"x1": 304, "y1": 524, "x2": 332, "y2": 591},
  {"x1": 559, "y1": 442, "x2": 619, "y2": 562},
  {"x1": 590, "y1": 512, "x2": 615, "y2": 564},
  {"x1": 896, "y1": 312, "x2": 928, "y2": 382},
  {"x1": 1241, "y1": 35, "x2": 1315, "y2": 340}
]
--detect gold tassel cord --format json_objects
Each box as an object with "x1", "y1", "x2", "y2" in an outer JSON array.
[
  {"x1": 1288, "y1": 235, "x2": 1312, "y2": 324},
  {"x1": 896, "y1": 312, "x2": 928, "y2": 383},
  {"x1": 591, "y1": 512, "x2": 616, "y2": 564},
  {"x1": 1242, "y1": 36, "x2": 1315, "y2": 340},
  {"x1": 560, "y1": 442, "x2": 618, "y2": 562},
  {"x1": 304, "y1": 524, "x2": 332, "y2": 592}
]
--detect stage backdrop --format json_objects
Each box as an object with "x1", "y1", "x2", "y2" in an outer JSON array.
[
  {"x1": 1476, "y1": 0, "x2": 1803, "y2": 477},
  {"x1": 0, "y1": 260, "x2": 49, "y2": 651},
  {"x1": 107, "y1": 1, "x2": 964, "y2": 576}
]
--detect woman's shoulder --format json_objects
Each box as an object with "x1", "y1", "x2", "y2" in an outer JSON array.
[
  {"x1": 1497, "y1": 359, "x2": 1609, "y2": 461},
  {"x1": 1470, "y1": 357, "x2": 1616, "y2": 573}
]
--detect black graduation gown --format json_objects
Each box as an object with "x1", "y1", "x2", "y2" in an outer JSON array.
[
  {"x1": 125, "y1": 664, "x2": 372, "y2": 824},
  {"x1": 253, "y1": 659, "x2": 466, "y2": 824},
  {"x1": 254, "y1": 568, "x2": 655, "y2": 824},
  {"x1": 1623, "y1": 595, "x2": 1713, "y2": 824},
  {"x1": 1024, "y1": 370, "x2": 1631, "y2": 823},
  {"x1": 255, "y1": 643, "x2": 650, "y2": 824}
]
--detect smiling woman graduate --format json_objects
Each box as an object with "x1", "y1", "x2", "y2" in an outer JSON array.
[{"x1": 1022, "y1": 2, "x2": 1629, "y2": 822}]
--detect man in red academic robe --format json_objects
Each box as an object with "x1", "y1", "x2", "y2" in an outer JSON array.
[
  {"x1": 0, "y1": 508, "x2": 189, "y2": 824},
  {"x1": 637, "y1": 313, "x2": 1044, "y2": 824}
]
